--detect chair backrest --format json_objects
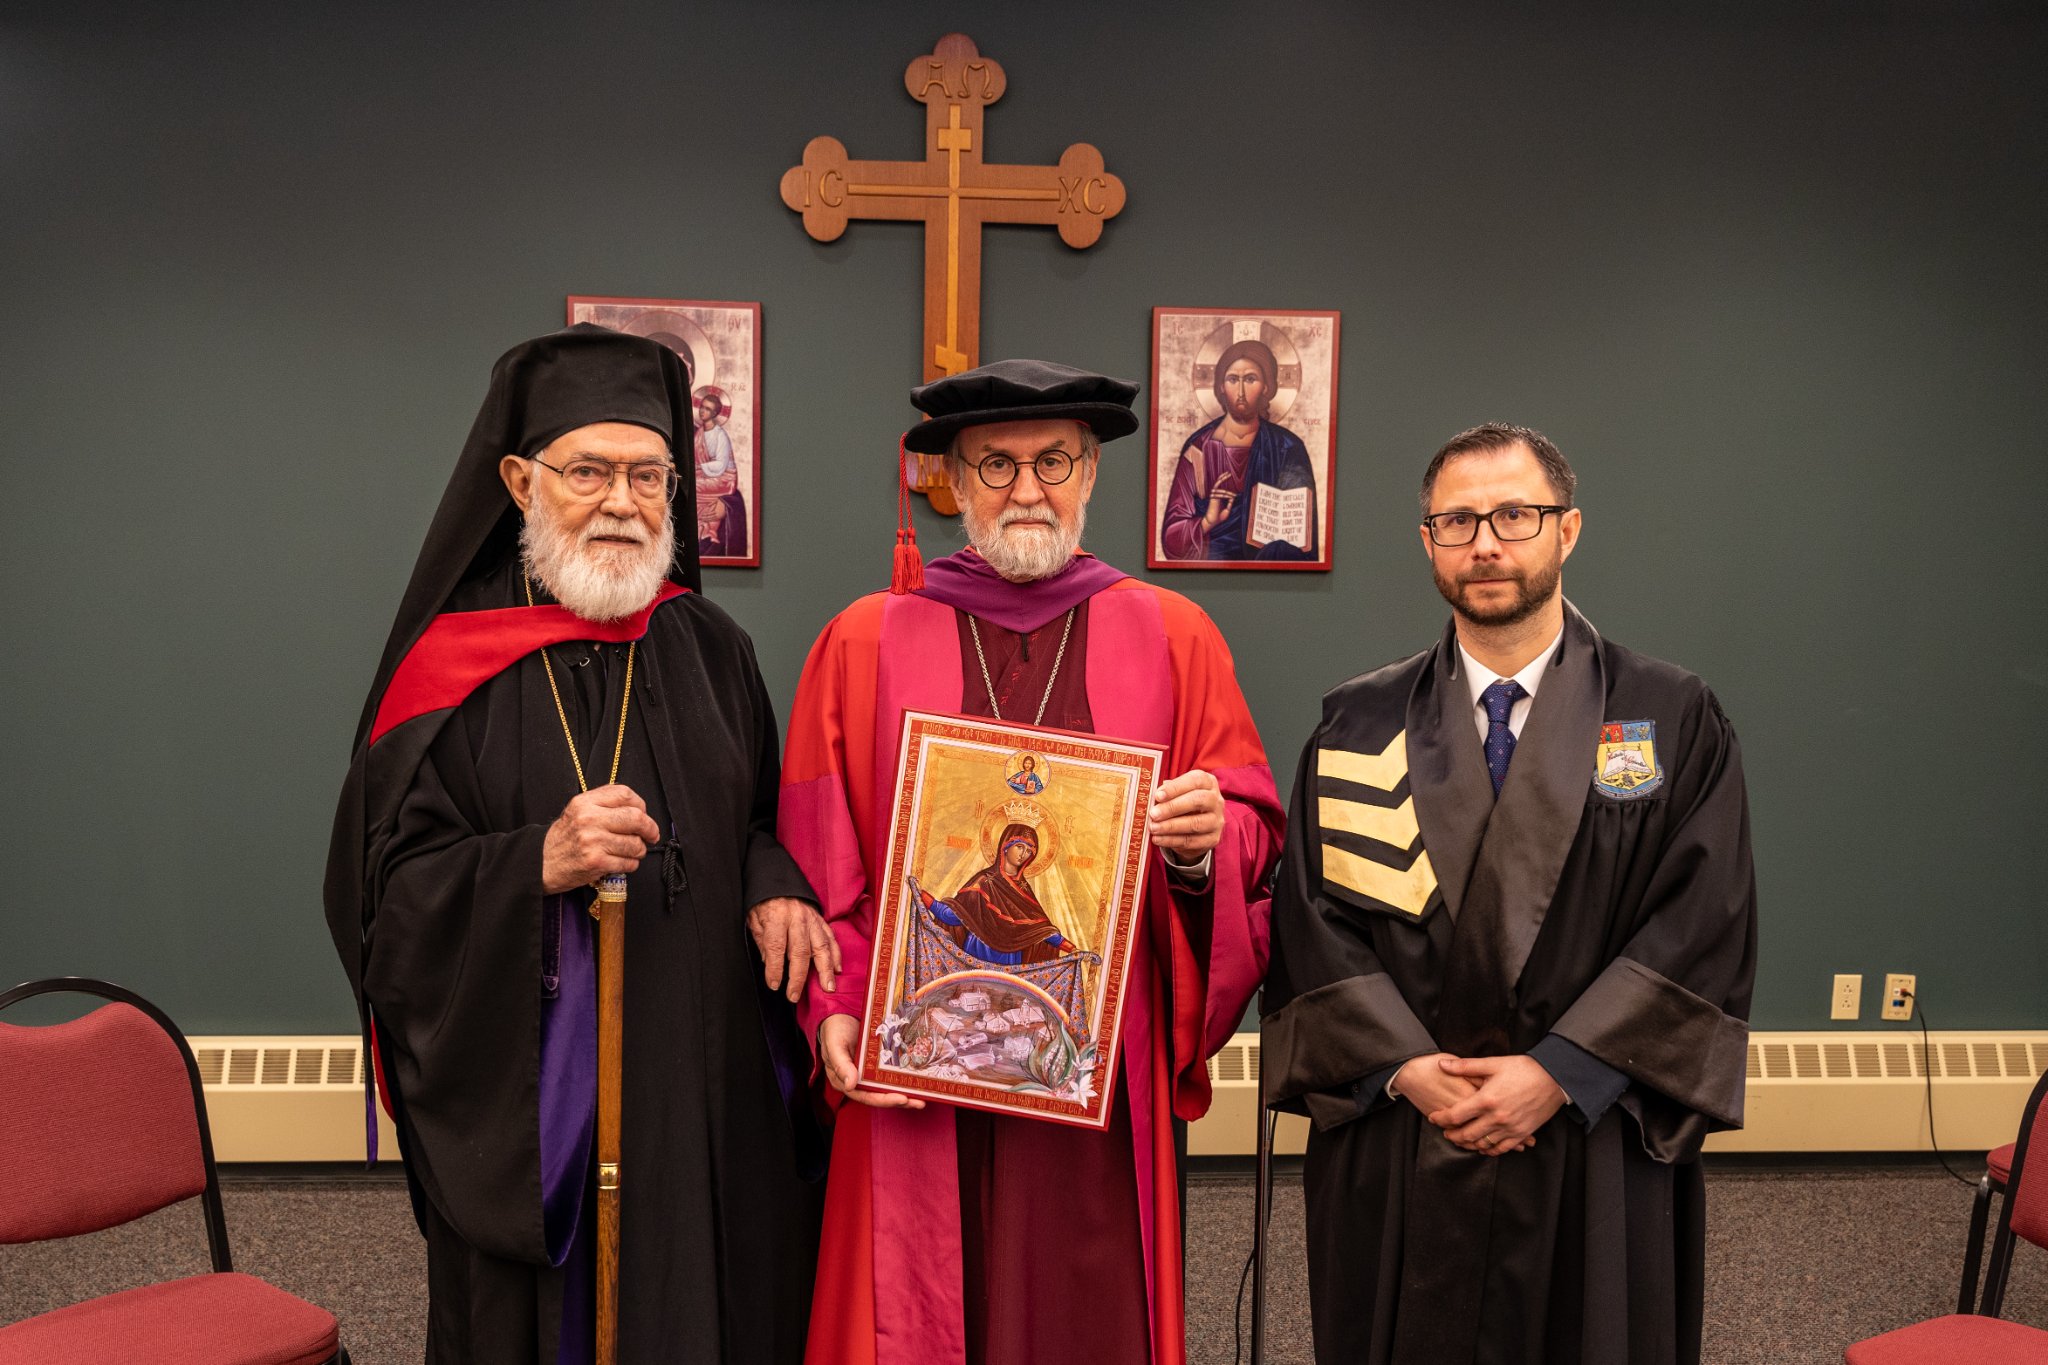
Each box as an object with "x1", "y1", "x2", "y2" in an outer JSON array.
[
  {"x1": 2007, "y1": 1066, "x2": 2048, "y2": 1251},
  {"x1": 0, "y1": 987, "x2": 211, "y2": 1244}
]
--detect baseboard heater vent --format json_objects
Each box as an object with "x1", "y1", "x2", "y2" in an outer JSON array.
[
  {"x1": 1194, "y1": 1030, "x2": 2048, "y2": 1159},
  {"x1": 194, "y1": 1042, "x2": 363, "y2": 1089},
  {"x1": 1748, "y1": 1038, "x2": 2048, "y2": 1082},
  {"x1": 182, "y1": 1029, "x2": 2045, "y2": 1163},
  {"x1": 188, "y1": 1035, "x2": 399, "y2": 1163}
]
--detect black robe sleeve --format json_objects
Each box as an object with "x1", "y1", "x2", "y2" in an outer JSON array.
[
  {"x1": 1550, "y1": 685, "x2": 1757, "y2": 1160},
  {"x1": 1262, "y1": 730, "x2": 1440, "y2": 1130},
  {"x1": 365, "y1": 700, "x2": 551, "y2": 1264}
]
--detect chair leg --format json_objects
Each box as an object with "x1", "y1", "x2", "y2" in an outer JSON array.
[
  {"x1": 1958, "y1": 1175, "x2": 1993, "y2": 1314},
  {"x1": 1980, "y1": 1217, "x2": 2017, "y2": 1317}
]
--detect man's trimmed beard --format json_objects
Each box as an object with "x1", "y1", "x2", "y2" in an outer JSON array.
[
  {"x1": 1434, "y1": 551, "x2": 1562, "y2": 628},
  {"x1": 959, "y1": 498, "x2": 1086, "y2": 582},
  {"x1": 520, "y1": 496, "x2": 675, "y2": 622}
]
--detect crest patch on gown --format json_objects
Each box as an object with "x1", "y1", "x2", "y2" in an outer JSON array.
[{"x1": 1594, "y1": 719, "x2": 1662, "y2": 799}]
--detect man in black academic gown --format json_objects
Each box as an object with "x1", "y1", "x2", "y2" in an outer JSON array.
[
  {"x1": 1262, "y1": 423, "x2": 1757, "y2": 1365},
  {"x1": 325, "y1": 324, "x2": 834, "y2": 1365}
]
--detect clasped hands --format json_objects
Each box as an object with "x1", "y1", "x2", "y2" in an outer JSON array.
[
  {"x1": 1395, "y1": 1052, "x2": 1568, "y2": 1156},
  {"x1": 541, "y1": 785, "x2": 840, "y2": 1004}
]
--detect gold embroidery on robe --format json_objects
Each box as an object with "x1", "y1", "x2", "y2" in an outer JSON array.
[
  {"x1": 1317, "y1": 795, "x2": 1420, "y2": 851},
  {"x1": 1316, "y1": 732, "x2": 1408, "y2": 790},
  {"x1": 1323, "y1": 844, "x2": 1438, "y2": 918},
  {"x1": 1316, "y1": 730, "x2": 1437, "y2": 916}
]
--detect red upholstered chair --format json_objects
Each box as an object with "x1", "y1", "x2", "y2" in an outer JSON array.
[
  {"x1": 1844, "y1": 1066, "x2": 2048, "y2": 1363},
  {"x1": 0, "y1": 977, "x2": 348, "y2": 1365}
]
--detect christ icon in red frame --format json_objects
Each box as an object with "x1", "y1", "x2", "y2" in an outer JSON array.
[{"x1": 1148, "y1": 306, "x2": 1340, "y2": 572}]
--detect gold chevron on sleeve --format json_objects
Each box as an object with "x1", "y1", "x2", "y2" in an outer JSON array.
[
  {"x1": 1323, "y1": 842, "x2": 1438, "y2": 918},
  {"x1": 1318, "y1": 795, "x2": 1420, "y2": 851},
  {"x1": 1317, "y1": 731, "x2": 1408, "y2": 791}
]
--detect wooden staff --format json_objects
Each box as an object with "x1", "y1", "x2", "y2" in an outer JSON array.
[{"x1": 594, "y1": 872, "x2": 629, "y2": 1365}]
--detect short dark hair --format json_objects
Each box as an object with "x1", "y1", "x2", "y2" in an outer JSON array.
[{"x1": 1419, "y1": 423, "x2": 1576, "y2": 515}]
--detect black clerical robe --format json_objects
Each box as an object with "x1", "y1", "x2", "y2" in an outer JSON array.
[
  {"x1": 1262, "y1": 604, "x2": 1756, "y2": 1365},
  {"x1": 325, "y1": 555, "x2": 821, "y2": 1365}
]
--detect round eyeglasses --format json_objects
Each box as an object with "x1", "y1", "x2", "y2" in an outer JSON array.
[
  {"x1": 1422, "y1": 504, "x2": 1569, "y2": 547},
  {"x1": 530, "y1": 456, "x2": 680, "y2": 501},
  {"x1": 961, "y1": 451, "x2": 1077, "y2": 490}
]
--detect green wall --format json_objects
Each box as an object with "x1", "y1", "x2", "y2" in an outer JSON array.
[{"x1": 4, "y1": 3, "x2": 2043, "y2": 1034}]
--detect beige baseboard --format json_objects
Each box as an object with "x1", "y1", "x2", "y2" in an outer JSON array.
[
  {"x1": 186, "y1": 1029, "x2": 2046, "y2": 1164},
  {"x1": 191, "y1": 1035, "x2": 399, "y2": 1162},
  {"x1": 1193, "y1": 1030, "x2": 2048, "y2": 1158}
]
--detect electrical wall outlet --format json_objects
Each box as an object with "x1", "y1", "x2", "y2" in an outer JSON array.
[
  {"x1": 1830, "y1": 973, "x2": 1862, "y2": 1020},
  {"x1": 1882, "y1": 973, "x2": 1916, "y2": 1021}
]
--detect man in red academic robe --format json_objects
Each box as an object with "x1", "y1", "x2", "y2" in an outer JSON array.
[{"x1": 780, "y1": 359, "x2": 1284, "y2": 1365}]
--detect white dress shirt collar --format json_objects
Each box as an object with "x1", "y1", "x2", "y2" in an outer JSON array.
[{"x1": 1457, "y1": 622, "x2": 1565, "y2": 741}]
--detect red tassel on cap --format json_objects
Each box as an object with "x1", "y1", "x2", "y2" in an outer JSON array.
[{"x1": 890, "y1": 432, "x2": 926, "y2": 595}]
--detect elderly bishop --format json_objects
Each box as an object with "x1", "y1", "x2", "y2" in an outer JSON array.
[
  {"x1": 325, "y1": 324, "x2": 830, "y2": 1365},
  {"x1": 781, "y1": 360, "x2": 1284, "y2": 1365}
]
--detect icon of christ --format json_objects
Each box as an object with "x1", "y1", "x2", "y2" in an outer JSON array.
[{"x1": 905, "y1": 822, "x2": 1078, "y2": 966}]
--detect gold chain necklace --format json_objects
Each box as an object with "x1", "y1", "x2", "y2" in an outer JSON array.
[
  {"x1": 524, "y1": 574, "x2": 635, "y2": 795},
  {"x1": 970, "y1": 607, "x2": 1075, "y2": 726}
]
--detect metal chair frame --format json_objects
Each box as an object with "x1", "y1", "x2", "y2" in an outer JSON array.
[
  {"x1": 1977, "y1": 1065, "x2": 2048, "y2": 1319},
  {"x1": 1958, "y1": 1158, "x2": 2008, "y2": 1313},
  {"x1": 1250, "y1": 1102, "x2": 1275, "y2": 1364}
]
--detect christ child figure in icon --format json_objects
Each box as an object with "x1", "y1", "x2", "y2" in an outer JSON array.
[
  {"x1": 1006, "y1": 754, "x2": 1044, "y2": 794},
  {"x1": 691, "y1": 385, "x2": 746, "y2": 556}
]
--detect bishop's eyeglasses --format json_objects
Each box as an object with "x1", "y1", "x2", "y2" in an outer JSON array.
[
  {"x1": 961, "y1": 450, "x2": 1077, "y2": 490},
  {"x1": 530, "y1": 456, "x2": 681, "y2": 501},
  {"x1": 1422, "y1": 504, "x2": 1569, "y2": 547}
]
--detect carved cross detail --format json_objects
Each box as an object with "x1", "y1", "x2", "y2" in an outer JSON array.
[{"x1": 780, "y1": 33, "x2": 1127, "y2": 508}]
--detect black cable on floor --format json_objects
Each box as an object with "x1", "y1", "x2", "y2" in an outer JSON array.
[
  {"x1": 1233, "y1": 1246, "x2": 1255, "y2": 1365},
  {"x1": 1908, "y1": 992, "x2": 1983, "y2": 1189}
]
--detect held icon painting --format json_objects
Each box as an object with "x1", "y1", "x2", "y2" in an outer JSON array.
[
  {"x1": 565, "y1": 295, "x2": 763, "y2": 567},
  {"x1": 860, "y1": 712, "x2": 1164, "y2": 1127},
  {"x1": 1147, "y1": 307, "x2": 1341, "y2": 572}
]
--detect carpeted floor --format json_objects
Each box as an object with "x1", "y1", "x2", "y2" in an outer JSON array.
[{"x1": 2, "y1": 1162, "x2": 2041, "y2": 1363}]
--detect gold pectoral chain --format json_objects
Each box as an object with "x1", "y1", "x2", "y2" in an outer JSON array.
[
  {"x1": 970, "y1": 607, "x2": 1075, "y2": 726},
  {"x1": 525, "y1": 575, "x2": 636, "y2": 916}
]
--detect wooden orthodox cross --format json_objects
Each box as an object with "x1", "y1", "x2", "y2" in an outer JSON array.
[{"x1": 779, "y1": 33, "x2": 1126, "y2": 511}]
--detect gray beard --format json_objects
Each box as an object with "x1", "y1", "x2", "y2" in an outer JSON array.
[
  {"x1": 520, "y1": 497, "x2": 675, "y2": 622},
  {"x1": 960, "y1": 501, "x2": 1086, "y2": 582}
]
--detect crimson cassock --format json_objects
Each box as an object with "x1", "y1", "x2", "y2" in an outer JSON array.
[
  {"x1": 1262, "y1": 605, "x2": 1757, "y2": 1365},
  {"x1": 324, "y1": 326, "x2": 820, "y2": 1365},
  {"x1": 780, "y1": 548, "x2": 1283, "y2": 1365}
]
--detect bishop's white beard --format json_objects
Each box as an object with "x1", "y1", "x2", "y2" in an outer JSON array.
[
  {"x1": 959, "y1": 499, "x2": 1087, "y2": 582},
  {"x1": 520, "y1": 497, "x2": 675, "y2": 623}
]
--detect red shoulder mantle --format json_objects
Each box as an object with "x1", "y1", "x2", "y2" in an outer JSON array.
[{"x1": 368, "y1": 581, "x2": 689, "y2": 746}]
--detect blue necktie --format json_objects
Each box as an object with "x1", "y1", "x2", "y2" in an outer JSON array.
[{"x1": 1482, "y1": 679, "x2": 1527, "y2": 796}]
